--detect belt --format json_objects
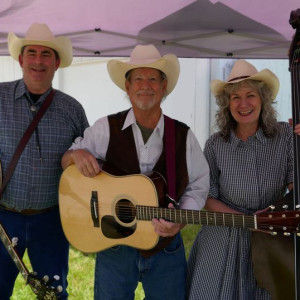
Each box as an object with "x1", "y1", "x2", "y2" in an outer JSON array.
[{"x1": 0, "y1": 204, "x2": 58, "y2": 215}]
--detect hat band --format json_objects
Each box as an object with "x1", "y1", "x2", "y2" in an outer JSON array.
[{"x1": 228, "y1": 75, "x2": 250, "y2": 82}]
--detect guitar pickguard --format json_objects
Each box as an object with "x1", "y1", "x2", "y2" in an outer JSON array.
[
  {"x1": 101, "y1": 216, "x2": 136, "y2": 239},
  {"x1": 91, "y1": 190, "x2": 137, "y2": 239}
]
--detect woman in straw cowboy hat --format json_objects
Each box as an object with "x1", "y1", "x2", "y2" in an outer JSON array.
[
  {"x1": 186, "y1": 60, "x2": 293, "y2": 300},
  {"x1": 0, "y1": 23, "x2": 89, "y2": 299},
  {"x1": 62, "y1": 44, "x2": 210, "y2": 300}
]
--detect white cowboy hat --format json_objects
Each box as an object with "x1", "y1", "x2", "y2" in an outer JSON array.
[
  {"x1": 210, "y1": 59, "x2": 279, "y2": 100},
  {"x1": 107, "y1": 44, "x2": 180, "y2": 95},
  {"x1": 7, "y1": 23, "x2": 73, "y2": 68}
]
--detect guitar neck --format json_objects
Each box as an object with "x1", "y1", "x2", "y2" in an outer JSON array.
[
  {"x1": 0, "y1": 223, "x2": 29, "y2": 281},
  {"x1": 136, "y1": 206, "x2": 256, "y2": 229}
]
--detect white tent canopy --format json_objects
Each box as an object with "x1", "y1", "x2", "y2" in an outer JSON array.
[
  {"x1": 0, "y1": 0, "x2": 299, "y2": 59},
  {"x1": 0, "y1": 0, "x2": 297, "y2": 147}
]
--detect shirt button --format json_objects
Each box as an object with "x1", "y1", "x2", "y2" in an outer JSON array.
[{"x1": 30, "y1": 106, "x2": 37, "y2": 112}]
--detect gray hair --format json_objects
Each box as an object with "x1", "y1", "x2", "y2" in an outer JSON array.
[{"x1": 215, "y1": 79, "x2": 279, "y2": 140}]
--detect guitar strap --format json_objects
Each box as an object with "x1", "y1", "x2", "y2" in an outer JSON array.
[
  {"x1": 163, "y1": 115, "x2": 177, "y2": 202},
  {"x1": 0, "y1": 89, "x2": 56, "y2": 199},
  {"x1": 140, "y1": 115, "x2": 177, "y2": 258}
]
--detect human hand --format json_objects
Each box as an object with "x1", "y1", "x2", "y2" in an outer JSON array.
[
  {"x1": 288, "y1": 118, "x2": 300, "y2": 135},
  {"x1": 71, "y1": 149, "x2": 101, "y2": 177},
  {"x1": 294, "y1": 123, "x2": 300, "y2": 135},
  {"x1": 151, "y1": 203, "x2": 185, "y2": 237}
]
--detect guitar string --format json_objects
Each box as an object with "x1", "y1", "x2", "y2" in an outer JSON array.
[
  {"x1": 95, "y1": 204, "x2": 298, "y2": 231},
  {"x1": 292, "y1": 35, "x2": 300, "y2": 208}
]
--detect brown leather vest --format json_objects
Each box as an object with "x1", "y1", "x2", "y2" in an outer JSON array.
[{"x1": 106, "y1": 110, "x2": 189, "y2": 256}]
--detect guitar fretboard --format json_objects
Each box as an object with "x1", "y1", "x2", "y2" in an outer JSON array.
[
  {"x1": 0, "y1": 223, "x2": 29, "y2": 280},
  {"x1": 136, "y1": 206, "x2": 257, "y2": 229}
]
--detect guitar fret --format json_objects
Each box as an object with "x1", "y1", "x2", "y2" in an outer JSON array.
[
  {"x1": 254, "y1": 215, "x2": 257, "y2": 229},
  {"x1": 152, "y1": 207, "x2": 156, "y2": 220},
  {"x1": 136, "y1": 205, "x2": 298, "y2": 237}
]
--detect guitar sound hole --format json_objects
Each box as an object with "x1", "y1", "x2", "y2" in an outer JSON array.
[{"x1": 115, "y1": 199, "x2": 136, "y2": 224}]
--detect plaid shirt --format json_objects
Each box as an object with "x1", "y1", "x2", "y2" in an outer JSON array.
[{"x1": 0, "y1": 79, "x2": 89, "y2": 210}]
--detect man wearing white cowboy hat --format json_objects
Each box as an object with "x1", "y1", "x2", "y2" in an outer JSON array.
[
  {"x1": 186, "y1": 59, "x2": 294, "y2": 300},
  {"x1": 0, "y1": 23, "x2": 89, "y2": 299},
  {"x1": 62, "y1": 44, "x2": 209, "y2": 299}
]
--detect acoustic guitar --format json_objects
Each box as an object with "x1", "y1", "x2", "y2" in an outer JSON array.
[{"x1": 59, "y1": 164, "x2": 300, "y2": 253}]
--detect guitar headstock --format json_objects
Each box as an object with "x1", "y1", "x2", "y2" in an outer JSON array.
[
  {"x1": 27, "y1": 273, "x2": 62, "y2": 300},
  {"x1": 289, "y1": 9, "x2": 300, "y2": 68},
  {"x1": 256, "y1": 210, "x2": 300, "y2": 236}
]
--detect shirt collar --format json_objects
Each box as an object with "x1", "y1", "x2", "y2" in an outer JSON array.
[
  {"x1": 15, "y1": 79, "x2": 52, "y2": 103},
  {"x1": 15, "y1": 80, "x2": 27, "y2": 100},
  {"x1": 229, "y1": 127, "x2": 267, "y2": 149},
  {"x1": 122, "y1": 108, "x2": 164, "y2": 138}
]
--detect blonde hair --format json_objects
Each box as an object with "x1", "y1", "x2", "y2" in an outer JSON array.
[{"x1": 215, "y1": 79, "x2": 279, "y2": 140}]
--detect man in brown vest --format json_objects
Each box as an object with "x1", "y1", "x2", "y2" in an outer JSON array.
[{"x1": 61, "y1": 44, "x2": 209, "y2": 300}]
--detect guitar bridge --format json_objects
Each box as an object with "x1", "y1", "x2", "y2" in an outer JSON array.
[{"x1": 91, "y1": 191, "x2": 100, "y2": 227}]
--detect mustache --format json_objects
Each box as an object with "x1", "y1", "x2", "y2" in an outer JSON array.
[{"x1": 136, "y1": 91, "x2": 154, "y2": 95}]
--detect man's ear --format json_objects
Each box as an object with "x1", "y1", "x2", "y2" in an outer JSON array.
[
  {"x1": 18, "y1": 54, "x2": 23, "y2": 68},
  {"x1": 125, "y1": 79, "x2": 130, "y2": 94},
  {"x1": 55, "y1": 58, "x2": 61, "y2": 70},
  {"x1": 163, "y1": 79, "x2": 168, "y2": 96}
]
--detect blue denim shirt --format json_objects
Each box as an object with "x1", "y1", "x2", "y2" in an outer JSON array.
[{"x1": 0, "y1": 79, "x2": 89, "y2": 210}]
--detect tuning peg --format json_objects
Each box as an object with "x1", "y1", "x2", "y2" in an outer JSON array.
[
  {"x1": 282, "y1": 205, "x2": 289, "y2": 210},
  {"x1": 284, "y1": 232, "x2": 291, "y2": 236},
  {"x1": 11, "y1": 237, "x2": 18, "y2": 247},
  {"x1": 42, "y1": 275, "x2": 49, "y2": 283},
  {"x1": 57, "y1": 285, "x2": 63, "y2": 293},
  {"x1": 296, "y1": 204, "x2": 300, "y2": 210},
  {"x1": 54, "y1": 275, "x2": 60, "y2": 281},
  {"x1": 269, "y1": 205, "x2": 275, "y2": 211}
]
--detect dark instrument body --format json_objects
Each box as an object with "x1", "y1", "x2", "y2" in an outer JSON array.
[{"x1": 252, "y1": 9, "x2": 300, "y2": 300}]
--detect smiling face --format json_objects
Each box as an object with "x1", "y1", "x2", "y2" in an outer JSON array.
[
  {"x1": 19, "y1": 45, "x2": 60, "y2": 94},
  {"x1": 125, "y1": 67, "x2": 167, "y2": 113},
  {"x1": 229, "y1": 84, "x2": 262, "y2": 129}
]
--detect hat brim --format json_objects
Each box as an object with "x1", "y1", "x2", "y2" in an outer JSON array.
[
  {"x1": 8, "y1": 32, "x2": 73, "y2": 68},
  {"x1": 210, "y1": 69, "x2": 279, "y2": 100},
  {"x1": 107, "y1": 54, "x2": 180, "y2": 95}
]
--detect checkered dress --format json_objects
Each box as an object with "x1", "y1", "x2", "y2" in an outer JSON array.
[{"x1": 187, "y1": 122, "x2": 293, "y2": 300}]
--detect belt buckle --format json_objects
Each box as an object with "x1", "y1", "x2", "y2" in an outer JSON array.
[{"x1": 20, "y1": 209, "x2": 39, "y2": 215}]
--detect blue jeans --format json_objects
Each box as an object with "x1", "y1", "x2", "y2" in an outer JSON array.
[
  {"x1": 94, "y1": 233, "x2": 186, "y2": 300},
  {"x1": 0, "y1": 207, "x2": 69, "y2": 299}
]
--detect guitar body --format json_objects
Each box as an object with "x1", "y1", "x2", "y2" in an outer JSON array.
[{"x1": 59, "y1": 164, "x2": 165, "y2": 253}]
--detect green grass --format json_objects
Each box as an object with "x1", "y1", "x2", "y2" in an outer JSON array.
[{"x1": 11, "y1": 225, "x2": 201, "y2": 299}]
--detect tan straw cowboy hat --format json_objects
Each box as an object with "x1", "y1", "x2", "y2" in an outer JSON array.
[
  {"x1": 210, "y1": 59, "x2": 279, "y2": 100},
  {"x1": 107, "y1": 44, "x2": 180, "y2": 95},
  {"x1": 8, "y1": 23, "x2": 73, "y2": 68}
]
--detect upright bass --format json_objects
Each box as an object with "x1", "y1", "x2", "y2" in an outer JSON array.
[
  {"x1": 251, "y1": 9, "x2": 300, "y2": 300},
  {"x1": 289, "y1": 8, "x2": 300, "y2": 300}
]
